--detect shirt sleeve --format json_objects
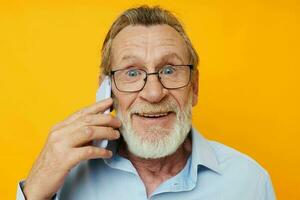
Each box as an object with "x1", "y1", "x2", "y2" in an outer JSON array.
[
  {"x1": 16, "y1": 181, "x2": 26, "y2": 200},
  {"x1": 16, "y1": 180, "x2": 58, "y2": 200},
  {"x1": 265, "y1": 176, "x2": 276, "y2": 200},
  {"x1": 262, "y1": 173, "x2": 277, "y2": 200}
]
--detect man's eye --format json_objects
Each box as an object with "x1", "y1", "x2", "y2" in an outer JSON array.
[
  {"x1": 126, "y1": 69, "x2": 140, "y2": 77},
  {"x1": 161, "y1": 65, "x2": 175, "y2": 75}
]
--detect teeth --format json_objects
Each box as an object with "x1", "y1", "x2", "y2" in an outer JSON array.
[{"x1": 138, "y1": 112, "x2": 169, "y2": 117}]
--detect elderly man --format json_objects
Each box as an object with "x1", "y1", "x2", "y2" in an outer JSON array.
[{"x1": 17, "y1": 5, "x2": 276, "y2": 200}]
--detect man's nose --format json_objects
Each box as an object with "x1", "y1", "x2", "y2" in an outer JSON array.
[{"x1": 138, "y1": 74, "x2": 167, "y2": 103}]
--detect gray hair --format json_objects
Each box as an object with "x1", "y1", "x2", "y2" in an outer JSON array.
[{"x1": 99, "y1": 5, "x2": 199, "y2": 83}]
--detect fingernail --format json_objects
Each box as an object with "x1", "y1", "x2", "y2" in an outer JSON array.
[{"x1": 114, "y1": 130, "x2": 120, "y2": 138}]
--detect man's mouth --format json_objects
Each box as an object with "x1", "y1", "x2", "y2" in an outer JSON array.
[
  {"x1": 131, "y1": 111, "x2": 176, "y2": 128},
  {"x1": 132, "y1": 111, "x2": 174, "y2": 119},
  {"x1": 136, "y1": 112, "x2": 170, "y2": 118}
]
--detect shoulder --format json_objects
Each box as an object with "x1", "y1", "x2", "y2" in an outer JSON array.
[
  {"x1": 207, "y1": 140, "x2": 276, "y2": 198},
  {"x1": 208, "y1": 140, "x2": 271, "y2": 180}
]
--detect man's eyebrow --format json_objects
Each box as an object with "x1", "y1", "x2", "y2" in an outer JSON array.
[
  {"x1": 120, "y1": 52, "x2": 185, "y2": 63},
  {"x1": 120, "y1": 55, "x2": 139, "y2": 61}
]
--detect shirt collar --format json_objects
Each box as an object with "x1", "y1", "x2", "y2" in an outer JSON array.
[{"x1": 190, "y1": 127, "x2": 222, "y2": 175}]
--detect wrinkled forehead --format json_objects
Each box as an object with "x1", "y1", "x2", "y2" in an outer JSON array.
[{"x1": 111, "y1": 25, "x2": 190, "y2": 67}]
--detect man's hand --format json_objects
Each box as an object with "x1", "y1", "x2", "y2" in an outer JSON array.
[{"x1": 23, "y1": 98, "x2": 121, "y2": 200}]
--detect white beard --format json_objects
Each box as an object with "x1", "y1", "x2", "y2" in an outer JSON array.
[{"x1": 114, "y1": 95, "x2": 192, "y2": 159}]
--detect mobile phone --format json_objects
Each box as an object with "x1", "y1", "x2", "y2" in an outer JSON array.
[{"x1": 93, "y1": 76, "x2": 111, "y2": 148}]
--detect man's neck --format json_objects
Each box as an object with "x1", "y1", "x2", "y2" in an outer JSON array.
[{"x1": 118, "y1": 136, "x2": 192, "y2": 196}]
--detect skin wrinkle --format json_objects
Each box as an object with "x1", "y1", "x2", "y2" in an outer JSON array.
[
  {"x1": 111, "y1": 24, "x2": 199, "y2": 197},
  {"x1": 111, "y1": 25, "x2": 189, "y2": 70},
  {"x1": 113, "y1": 49, "x2": 184, "y2": 71},
  {"x1": 116, "y1": 53, "x2": 184, "y2": 71}
]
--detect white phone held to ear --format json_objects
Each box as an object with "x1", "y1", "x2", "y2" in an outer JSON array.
[{"x1": 93, "y1": 76, "x2": 111, "y2": 148}]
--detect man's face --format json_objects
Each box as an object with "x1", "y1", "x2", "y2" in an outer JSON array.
[{"x1": 111, "y1": 25, "x2": 198, "y2": 158}]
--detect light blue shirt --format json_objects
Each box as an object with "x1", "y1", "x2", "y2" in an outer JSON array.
[{"x1": 17, "y1": 128, "x2": 276, "y2": 200}]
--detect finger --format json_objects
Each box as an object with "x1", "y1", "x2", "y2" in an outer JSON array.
[
  {"x1": 51, "y1": 98, "x2": 113, "y2": 132},
  {"x1": 82, "y1": 97, "x2": 113, "y2": 115},
  {"x1": 77, "y1": 113, "x2": 122, "y2": 128},
  {"x1": 68, "y1": 126, "x2": 120, "y2": 147},
  {"x1": 68, "y1": 147, "x2": 113, "y2": 168},
  {"x1": 53, "y1": 114, "x2": 121, "y2": 141}
]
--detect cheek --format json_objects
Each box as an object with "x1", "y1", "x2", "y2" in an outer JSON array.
[
  {"x1": 169, "y1": 87, "x2": 192, "y2": 111},
  {"x1": 112, "y1": 88, "x2": 137, "y2": 115}
]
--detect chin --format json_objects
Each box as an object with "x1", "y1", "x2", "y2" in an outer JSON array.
[
  {"x1": 120, "y1": 111, "x2": 192, "y2": 159},
  {"x1": 116, "y1": 92, "x2": 194, "y2": 159}
]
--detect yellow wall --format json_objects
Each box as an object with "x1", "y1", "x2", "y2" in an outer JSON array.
[{"x1": 1, "y1": 0, "x2": 299, "y2": 199}]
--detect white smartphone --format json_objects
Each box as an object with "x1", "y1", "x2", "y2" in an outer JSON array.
[{"x1": 93, "y1": 76, "x2": 111, "y2": 148}]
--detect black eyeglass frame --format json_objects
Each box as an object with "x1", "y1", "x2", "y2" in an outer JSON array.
[{"x1": 110, "y1": 64, "x2": 194, "y2": 93}]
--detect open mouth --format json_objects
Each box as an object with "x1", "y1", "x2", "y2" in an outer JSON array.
[
  {"x1": 133, "y1": 111, "x2": 173, "y2": 119},
  {"x1": 131, "y1": 111, "x2": 176, "y2": 128}
]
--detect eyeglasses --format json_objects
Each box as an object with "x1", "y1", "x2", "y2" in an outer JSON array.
[{"x1": 110, "y1": 64, "x2": 193, "y2": 92}]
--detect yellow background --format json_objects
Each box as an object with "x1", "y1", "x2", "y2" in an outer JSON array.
[{"x1": 1, "y1": 0, "x2": 299, "y2": 199}]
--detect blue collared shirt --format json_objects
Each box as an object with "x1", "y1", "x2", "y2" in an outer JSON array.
[{"x1": 17, "y1": 128, "x2": 276, "y2": 200}]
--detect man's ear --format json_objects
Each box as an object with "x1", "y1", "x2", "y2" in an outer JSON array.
[{"x1": 192, "y1": 70, "x2": 199, "y2": 106}]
